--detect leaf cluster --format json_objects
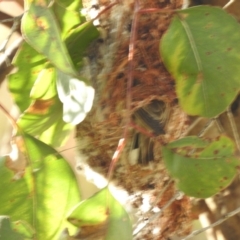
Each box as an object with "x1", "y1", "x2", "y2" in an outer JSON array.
[{"x1": 1, "y1": 2, "x2": 240, "y2": 240}]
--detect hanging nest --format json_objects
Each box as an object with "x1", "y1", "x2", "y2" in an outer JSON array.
[{"x1": 76, "y1": 0, "x2": 193, "y2": 239}]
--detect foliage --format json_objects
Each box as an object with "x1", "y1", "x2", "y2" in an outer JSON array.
[
  {"x1": 162, "y1": 136, "x2": 239, "y2": 198},
  {"x1": 160, "y1": 6, "x2": 240, "y2": 198},
  {"x1": 0, "y1": 133, "x2": 80, "y2": 239},
  {"x1": 0, "y1": 216, "x2": 33, "y2": 240},
  {"x1": 68, "y1": 187, "x2": 132, "y2": 240},
  {"x1": 1, "y1": 1, "x2": 240, "y2": 240},
  {"x1": 160, "y1": 6, "x2": 240, "y2": 118},
  {"x1": 9, "y1": 0, "x2": 98, "y2": 146}
]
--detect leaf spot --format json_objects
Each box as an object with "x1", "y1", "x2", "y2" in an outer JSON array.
[
  {"x1": 204, "y1": 22, "x2": 213, "y2": 29},
  {"x1": 27, "y1": 99, "x2": 54, "y2": 114},
  {"x1": 214, "y1": 150, "x2": 219, "y2": 155}
]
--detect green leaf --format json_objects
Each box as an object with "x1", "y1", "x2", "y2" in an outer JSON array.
[
  {"x1": 162, "y1": 136, "x2": 239, "y2": 198},
  {"x1": 8, "y1": 42, "x2": 74, "y2": 146},
  {"x1": 30, "y1": 66, "x2": 57, "y2": 100},
  {"x1": 18, "y1": 96, "x2": 74, "y2": 147},
  {"x1": 0, "y1": 157, "x2": 32, "y2": 224},
  {"x1": 10, "y1": 1, "x2": 97, "y2": 139},
  {"x1": 166, "y1": 136, "x2": 209, "y2": 148},
  {"x1": 68, "y1": 187, "x2": 132, "y2": 240},
  {"x1": 65, "y1": 21, "x2": 99, "y2": 68},
  {"x1": 160, "y1": 6, "x2": 240, "y2": 117},
  {"x1": 57, "y1": 70, "x2": 95, "y2": 125},
  {"x1": 22, "y1": 3, "x2": 77, "y2": 76},
  {"x1": 53, "y1": 0, "x2": 83, "y2": 39},
  {"x1": 12, "y1": 220, "x2": 34, "y2": 239},
  {"x1": 8, "y1": 42, "x2": 46, "y2": 112},
  {"x1": 0, "y1": 134, "x2": 80, "y2": 239},
  {"x1": 0, "y1": 216, "x2": 25, "y2": 240}
]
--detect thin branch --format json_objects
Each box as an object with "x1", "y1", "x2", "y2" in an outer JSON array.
[
  {"x1": 223, "y1": 0, "x2": 235, "y2": 9},
  {"x1": 106, "y1": 0, "x2": 140, "y2": 182},
  {"x1": 0, "y1": 15, "x2": 22, "y2": 55},
  {"x1": 91, "y1": 1, "x2": 118, "y2": 22},
  {"x1": 107, "y1": 138, "x2": 126, "y2": 181},
  {"x1": 213, "y1": 117, "x2": 225, "y2": 134},
  {"x1": 126, "y1": 0, "x2": 140, "y2": 126},
  {"x1": 227, "y1": 107, "x2": 240, "y2": 153},
  {"x1": 181, "y1": 205, "x2": 240, "y2": 240},
  {"x1": 0, "y1": 103, "x2": 18, "y2": 134},
  {"x1": 0, "y1": 37, "x2": 23, "y2": 85},
  {"x1": 0, "y1": 11, "x2": 22, "y2": 34},
  {"x1": 198, "y1": 118, "x2": 214, "y2": 138}
]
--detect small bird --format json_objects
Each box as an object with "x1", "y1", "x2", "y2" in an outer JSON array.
[
  {"x1": 131, "y1": 99, "x2": 170, "y2": 164},
  {"x1": 133, "y1": 100, "x2": 169, "y2": 136}
]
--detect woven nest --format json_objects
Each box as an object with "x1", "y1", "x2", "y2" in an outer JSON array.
[{"x1": 77, "y1": 0, "x2": 193, "y2": 239}]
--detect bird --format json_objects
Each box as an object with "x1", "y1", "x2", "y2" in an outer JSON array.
[{"x1": 131, "y1": 99, "x2": 170, "y2": 164}]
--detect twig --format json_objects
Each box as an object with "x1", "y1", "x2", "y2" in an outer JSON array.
[
  {"x1": 223, "y1": 0, "x2": 235, "y2": 9},
  {"x1": 107, "y1": 0, "x2": 140, "y2": 182},
  {"x1": 213, "y1": 117, "x2": 225, "y2": 134},
  {"x1": 227, "y1": 107, "x2": 240, "y2": 153},
  {"x1": 126, "y1": 0, "x2": 140, "y2": 126},
  {"x1": 0, "y1": 37, "x2": 23, "y2": 85},
  {"x1": 0, "y1": 15, "x2": 22, "y2": 55},
  {"x1": 199, "y1": 119, "x2": 214, "y2": 137},
  {"x1": 107, "y1": 138, "x2": 126, "y2": 181},
  {"x1": 0, "y1": 11, "x2": 22, "y2": 33},
  {"x1": 0, "y1": 103, "x2": 18, "y2": 134},
  {"x1": 91, "y1": 1, "x2": 118, "y2": 22},
  {"x1": 181, "y1": 205, "x2": 240, "y2": 240}
]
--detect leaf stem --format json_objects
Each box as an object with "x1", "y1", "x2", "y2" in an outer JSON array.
[{"x1": 0, "y1": 103, "x2": 18, "y2": 133}]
